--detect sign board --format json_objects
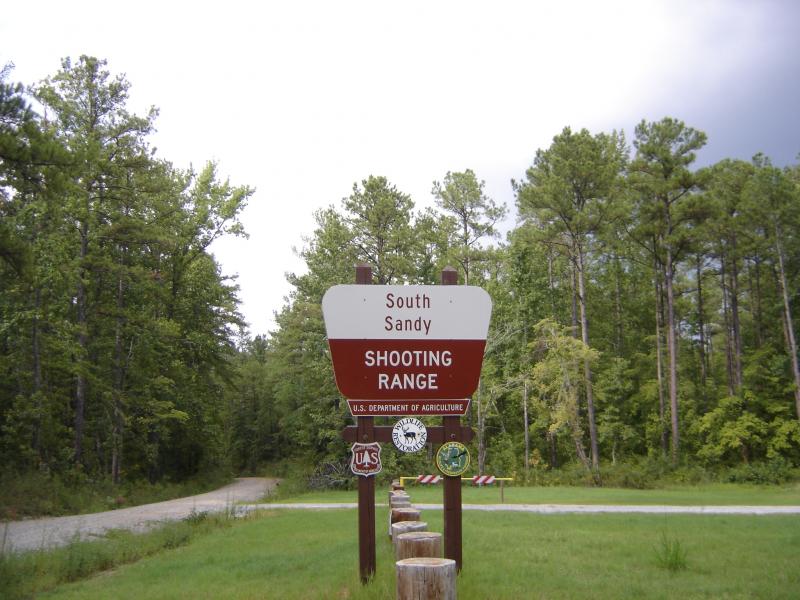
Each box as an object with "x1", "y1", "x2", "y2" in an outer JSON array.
[
  {"x1": 322, "y1": 285, "x2": 492, "y2": 415},
  {"x1": 350, "y1": 442, "x2": 382, "y2": 476},
  {"x1": 391, "y1": 417, "x2": 427, "y2": 452}
]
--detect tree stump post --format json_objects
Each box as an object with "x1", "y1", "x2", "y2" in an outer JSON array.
[
  {"x1": 395, "y1": 531, "x2": 442, "y2": 560},
  {"x1": 391, "y1": 520, "x2": 428, "y2": 544},
  {"x1": 388, "y1": 497, "x2": 412, "y2": 534},
  {"x1": 390, "y1": 507, "x2": 421, "y2": 537},
  {"x1": 396, "y1": 558, "x2": 456, "y2": 600},
  {"x1": 390, "y1": 490, "x2": 410, "y2": 504}
]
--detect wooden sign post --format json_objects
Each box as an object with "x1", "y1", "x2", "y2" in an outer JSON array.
[
  {"x1": 355, "y1": 263, "x2": 376, "y2": 583},
  {"x1": 442, "y1": 264, "x2": 463, "y2": 569},
  {"x1": 326, "y1": 264, "x2": 491, "y2": 580}
]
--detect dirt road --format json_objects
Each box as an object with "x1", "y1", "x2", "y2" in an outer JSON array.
[
  {"x1": 5, "y1": 478, "x2": 797, "y2": 554},
  {"x1": 2, "y1": 477, "x2": 277, "y2": 554},
  {"x1": 248, "y1": 502, "x2": 800, "y2": 515}
]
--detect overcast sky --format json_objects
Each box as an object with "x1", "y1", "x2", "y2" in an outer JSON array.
[{"x1": 3, "y1": 0, "x2": 799, "y2": 336}]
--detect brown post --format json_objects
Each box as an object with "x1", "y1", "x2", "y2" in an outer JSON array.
[
  {"x1": 355, "y1": 263, "x2": 376, "y2": 583},
  {"x1": 440, "y1": 266, "x2": 463, "y2": 571}
]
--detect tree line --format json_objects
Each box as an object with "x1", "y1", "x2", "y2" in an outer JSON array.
[
  {"x1": 229, "y1": 126, "x2": 800, "y2": 482},
  {"x1": 1, "y1": 57, "x2": 251, "y2": 483},
  {"x1": 2, "y1": 57, "x2": 799, "y2": 487}
]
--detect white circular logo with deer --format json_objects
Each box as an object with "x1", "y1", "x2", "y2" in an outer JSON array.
[{"x1": 391, "y1": 418, "x2": 428, "y2": 453}]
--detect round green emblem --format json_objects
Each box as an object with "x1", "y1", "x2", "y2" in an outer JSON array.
[{"x1": 436, "y1": 442, "x2": 470, "y2": 477}]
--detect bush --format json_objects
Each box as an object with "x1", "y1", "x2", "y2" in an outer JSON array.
[
  {"x1": 533, "y1": 463, "x2": 596, "y2": 487},
  {"x1": 523, "y1": 457, "x2": 727, "y2": 489},
  {"x1": 601, "y1": 462, "x2": 655, "y2": 489},
  {"x1": 307, "y1": 460, "x2": 353, "y2": 490},
  {"x1": 723, "y1": 458, "x2": 796, "y2": 485},
  {"x1": 0, "y1": 469, "x2": 233, "y2": 519}
]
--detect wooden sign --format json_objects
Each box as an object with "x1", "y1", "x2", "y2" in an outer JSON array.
[
  {"x1": 322, "y1": 285, "x2": 491, "y2": 414},
  {"x1": 338, "y1": 265, "x2": 477, "y2": 583}
]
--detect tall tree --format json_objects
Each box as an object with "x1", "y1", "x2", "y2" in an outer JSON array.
[
  {"x1": 515, "y1": 127, "x2": 627, "y2": 471},
  {"x1": 342, "y1": 176, "x2": 415, "y2": 284},
  {"x1": 705, "y1": 159, "x2": 754, "y2": 395},
  {"x1": 529, "y1": 319, "x2": 599, "y2": 473},
  {"x1": 748, "y1": 158, "x2": 800, "y2": 423},
  {"x1": 628, "y1": 117, "x2": 707, "y2": 462},
  {"x1": 35, "y1": 56, "x2": 157, "y2": 465},
  {"x1": 431, "y1": 169, "x2": 506, "y2": 284}
]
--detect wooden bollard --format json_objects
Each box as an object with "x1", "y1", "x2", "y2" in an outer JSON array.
[
  {"x1": 390, "y1": 507, "x2": 421, "y2": 537},
  {"x1": 388, "y1": 498, "x2": 412, "y2": 536},
  {"x1": 396, "y1": 558, "x2": 456, "y2": 600},
  {"x1": 390, "y1": 491, "x2": 410, "y2": 504},
  {"x1": 392, "y1": 507, "x2": 421, "y2": 525},
  {"x1": 395, "y1": 531, "x2": 442, "y2": 560},
  {"x1": 391, "y1": 520, "x2": 428, "y2": 544},
  {"x1": 388, "y1": 496, "x2": 411, "y2": 533}
]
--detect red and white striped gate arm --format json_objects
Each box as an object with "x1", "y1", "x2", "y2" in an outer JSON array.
[
  {"x1": 471, "y1": 475, "x2": 496, "y2": 485},
  {"x1": 416, "y1": 474, "x2": 442, "y2": 484}
]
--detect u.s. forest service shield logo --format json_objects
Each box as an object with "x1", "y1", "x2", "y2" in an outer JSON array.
[{"x1": 350, "y1": 442, "x2": 382, "y2": 477}]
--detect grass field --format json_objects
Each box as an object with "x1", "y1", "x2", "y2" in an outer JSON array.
[
  {"x1": 267, "y1": 481, "x2": 800, "y2": 506},
  {"x1": 37, "y1": 505, "x2": 800, "y2": 599},
  {"x1": 0, "y1": 511, "x2": 238, "y2": 600}
]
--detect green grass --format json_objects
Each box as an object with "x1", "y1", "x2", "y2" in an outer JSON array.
[
  {"x1": 36, "y1": 507, "x2": 800, "y2": 599},
  {"x1": 267, "y1": 481, "x2": 800, "y2": 506},
  {"x1": 0, "y1": 510, "x2": 240, "y2": 600},
  {"x1": 654, "y1": 531, "x2": 688, "y2": 572}
]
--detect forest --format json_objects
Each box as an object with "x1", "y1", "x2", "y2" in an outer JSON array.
[{"x1": 2, "y1": 57, "x2": 799, "y2": 494}]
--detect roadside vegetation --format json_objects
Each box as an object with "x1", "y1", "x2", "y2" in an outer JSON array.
[
  {"x1": 0, "y1": 508, "x2": 244, "y2": 600},
  {"x1": 268, "y1": 480, "x2": 800, "y2": 507},
  {"x1": 30, "y1": 507, "x2": 800, "y2": 600},
  {"x1": 0, "y1": 470, "x2": 232, "y2": 520},
  {"x1": 263, "y1": 457, "x2": 800, "y2": 505}
]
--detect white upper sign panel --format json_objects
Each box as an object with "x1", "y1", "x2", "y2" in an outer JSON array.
[{"x1": 322, "y1": 285, "x2": 492, "y2": 340}]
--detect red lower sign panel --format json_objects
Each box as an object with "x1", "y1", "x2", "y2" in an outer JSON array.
[{"x1": 328, "y1": 339, "x2": 486, "y2": 400}]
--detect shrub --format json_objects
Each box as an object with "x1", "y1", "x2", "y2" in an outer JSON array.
[
  {"x1": 307, "y1": 460, "x2": 353, "y2": 490},
  {"x1": 601, "y1": 462, "x2": 654, "y2": 489},
  {"x1": 724, "y1": 458, "x2": 795, "y2": 485}
]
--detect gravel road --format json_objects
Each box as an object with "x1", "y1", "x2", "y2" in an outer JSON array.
[
  {"x1": 248, "y1": 502, "x2": 800, "y2": 515},
  {"x1": 5, "y1": 478, "x2": 797, "y2": 555},
  {"x1": 2, "y1": 477, "x2": 277, "y2": 554}
]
